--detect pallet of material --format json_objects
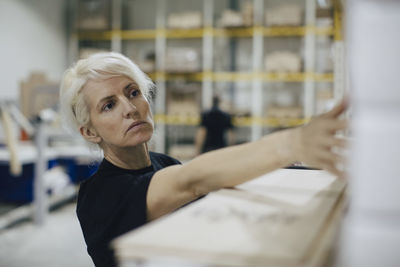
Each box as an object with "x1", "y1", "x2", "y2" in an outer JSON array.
[{"x1": 113, "y1": 169, "x2": 347, "y2": 267}]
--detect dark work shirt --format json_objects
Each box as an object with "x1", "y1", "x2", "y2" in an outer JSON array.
[
  {"x1": 200, "y1": 107, "x2": 234, "y2": 152},
  {"x1": 76, "y1": 152, "x2": 181, "y2": 267}
]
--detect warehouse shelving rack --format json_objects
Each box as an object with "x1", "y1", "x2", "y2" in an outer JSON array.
[{"x1": 69, "y1": 0, "x2": 344, "y2": 154}]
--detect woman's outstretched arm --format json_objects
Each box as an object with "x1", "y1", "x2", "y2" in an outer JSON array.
[{"x1": 147, "y1": 99, "x2": 348, "y2": 220}]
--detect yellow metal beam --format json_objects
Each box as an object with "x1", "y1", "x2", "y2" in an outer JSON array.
[
  {"x1": 76, "y1": 26, "x2": 335, "y2": 41},
  {"x1": 213, "y1": 27, "x2": 254, "y2": 38},
  {"x1": 263, "y1": 26, "x2": 306, "y2": 36},
  {"x1": 212, "y1": 72, "x2": 253, "y2": 81},
  {"x1": 164, "y1": 28, "x2": 204, "y2": 39},
  {"x1": 146, "y1": 72, "x2": 333, "y2": 82},
  {"x1": 121, "y1": 29, "x2": 156, "y2": 40},
  {"x1": 154, "y1": 114, "x2": 308, "y2": 127},
  {"x1": 334, "y1": 0, "x2": 343, "y2": 41},
  {"x1": 77, "y1": 31, "x2": 113, "y2": 41}
]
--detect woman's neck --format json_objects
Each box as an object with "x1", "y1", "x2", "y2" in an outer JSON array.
[{"x1": 103, "y1": 143, "x2": 151, "y2": 170}]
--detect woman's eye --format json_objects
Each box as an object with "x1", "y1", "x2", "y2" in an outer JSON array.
[
  {"x1": 102, "y1": 102, "x2": 114, "y2": 111},
  {"x1": 130, "y1": 89, "x2": 141, "y2": 98}
]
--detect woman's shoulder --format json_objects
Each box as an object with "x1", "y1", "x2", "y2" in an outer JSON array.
[
  {"x1": 76, "y1": 164, "x2": 152, "y2": 216},
  {"x1": 149, "y1": 151, "x2": 181, "y2": 168}
]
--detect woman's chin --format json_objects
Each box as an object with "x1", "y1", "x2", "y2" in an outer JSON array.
[{"x1": 126, "y1": 134, "x2": 153, "y2": 147}]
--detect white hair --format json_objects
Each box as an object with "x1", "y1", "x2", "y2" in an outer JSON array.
[{"x1": 59, "y1": 52, "x2": 154, "y2": 145}]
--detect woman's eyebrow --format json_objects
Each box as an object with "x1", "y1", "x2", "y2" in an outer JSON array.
[
  {"x1": 123, "y1": 82, "x2": 139, "y2": 94},
  {"x1": 96, "y1": 95, "x2": 114, "y2": 109}
]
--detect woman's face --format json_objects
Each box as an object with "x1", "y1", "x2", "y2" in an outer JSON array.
[{"x1": 81, "y1": 75, "x2": 154, "y2": 149}]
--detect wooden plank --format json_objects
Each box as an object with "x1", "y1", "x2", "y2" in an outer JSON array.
[{"x1": 113, "y1": 169, "x2": 346, "y2": 267}]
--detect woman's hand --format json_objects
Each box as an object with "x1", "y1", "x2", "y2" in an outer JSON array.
[{"x1": 293, "y1": 99, "x2": 349, "y2": 177}]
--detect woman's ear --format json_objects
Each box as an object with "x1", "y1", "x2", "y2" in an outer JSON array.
[{"x1": 80, "y1": 126, "x2": 101, "y2": 144}]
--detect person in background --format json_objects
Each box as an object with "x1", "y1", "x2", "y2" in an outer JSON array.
[
  {"x1": 195, "y1": 95, "x2": 234, "y2": 154},
  {"x1": 60, "y1": 52, "x2": 348, "y2": 267}
]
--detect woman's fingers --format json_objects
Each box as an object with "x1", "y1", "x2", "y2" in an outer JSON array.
[
  {"x1": 298, "y1": 99, "x2": 350, "y2": 177},
  {"x1": 315, "y1": 148, "x2": 343, "y2": 166},
  {"x1": 321, "y1": 135, "x2": 348, "y2": 149},
  {"x1": 326, "y1": 119, "x2": 348, "y2": 132},
  {"x1": 322, "y1": 98, "x2": 348, "y2": 119},
  {"x1": 304, "y1": 143, "x2": 347, "y2": 178},
  {"x1": 305, "y1": 117, "x2": 347, "y2": 139}
]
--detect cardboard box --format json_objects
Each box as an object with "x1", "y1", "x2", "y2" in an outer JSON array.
[
  {"x1": 19, "y1": 73, "x2": 59, "y2": 120},
  {"x1": 77, "y1": 0, "x2": 111, "y2": 30},
  {"x1": 265, "y1": 4, "x2": 304, "y2": 26}
]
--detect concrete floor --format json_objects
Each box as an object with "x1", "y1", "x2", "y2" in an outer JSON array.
[{"x1": 0, "y1": 203, "x2": 93, "y2": 267}]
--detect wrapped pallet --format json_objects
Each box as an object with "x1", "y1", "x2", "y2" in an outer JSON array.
[
  {"x1": 218, "y1": 10, "x2": 244, "y2": 28},
  {"x1": 77, "y1": 0, "x2": 110, "y2": 30},
  {"x1": 167, "y1": 12, "x2": 202, "y2": 29},
  {"x1": 167, "y1": 100, "x2": 200, "y2": 117},
  {"x1": 217, "y1": 2, "x2": 253, "y2": 28},
  {"x1": 166, "y1": 82, "x2": 200, "y2": 117},
  {"x1": 242, "y1": 1, "x2": 254, "y2": 27},
  {"x1": 165, "y1": 47, "x2": 201, "y2": 72},
  {"x1": 265, "y1": 51, "x2": 302, "y2": 72},
  {"x1": 265, "y1": 4, "x2": 303, "y2": 26}
]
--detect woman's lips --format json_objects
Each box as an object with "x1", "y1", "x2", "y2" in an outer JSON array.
[{"x1": 126, "y1": 121, "x2": 146, "y2": 133}]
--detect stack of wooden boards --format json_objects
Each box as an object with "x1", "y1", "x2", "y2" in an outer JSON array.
[{"x1": 113, "y1": 169, "x2": 347, "y2": 267}]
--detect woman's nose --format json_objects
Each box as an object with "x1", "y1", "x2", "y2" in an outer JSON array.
[{"x1": 121, "y1": 98, "x2": 137, "y2": 118}]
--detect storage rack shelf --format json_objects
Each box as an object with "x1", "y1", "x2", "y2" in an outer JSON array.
[
  {"x1": 76, "y1": 26, "x2": 335, "y2": 40},
  {"x1": 145, "y1": 72, "x2": 333, "y2": 82},
  {"x1": 69, "y1": 0, "x2": 344, "y2": 157},
  {"x1": 154, "y1": 114, "x2": 307, "y2": 127}
]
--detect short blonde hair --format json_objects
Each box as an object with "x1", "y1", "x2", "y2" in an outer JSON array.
[{"x1": 59, "y1": 52, "x2": 154, "y2": 138}]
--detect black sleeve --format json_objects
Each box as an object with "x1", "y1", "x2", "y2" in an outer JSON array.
[
  {"x1": 149, "y1": 151, "x2": 182, "y2": 168},
  {"x1": 78, "y1": 173, "x2": 154, "y2": 267},
  {"x1": 77, "y1": 153, "x2": 181, "y2": 267},
  {"x1": 110, "y1": 173, "x2": 154, "y2": 237}
]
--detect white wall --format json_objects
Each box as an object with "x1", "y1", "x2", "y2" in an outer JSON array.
[
  {"x1": 0, "y1": 0, "x2": 67, "y2": 100},
  {"x1": 338, "y1": 0, "x2": 400, "y2": 266}
]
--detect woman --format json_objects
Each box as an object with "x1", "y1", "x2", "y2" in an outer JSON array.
[{"x1": 60, "y1": 52, "x2": 347, "y2": 267}]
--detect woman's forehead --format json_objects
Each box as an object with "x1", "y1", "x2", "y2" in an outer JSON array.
[
  {"x1": 82, "y1": 76, "x2": 137, "y2": 105},
  {"x1": 89, "y1": 75, "x2": 136, "y2": 87},
  {"x1": 84, "y1": 76, "x2": 137, "y2": 94}
]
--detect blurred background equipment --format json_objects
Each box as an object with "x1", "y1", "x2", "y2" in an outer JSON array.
[
  {"x1": 265, "y1": 3, "x2": 303, "y2": 26},
  {"x1": 19, "y1": 72, "x2": 59, "y2": 120},
  {"x1": 167, "y1": 11, "x2": 203, "y2": 29},
  {"x1": 217, "y1": 1, "x2": 253, "y2": 28},
  {"x1": 77, "y1": 0, "x2": 111, "y2": 30},
  {"x1": 264, "y1": 51, "x2": 302, "y2": 73},
  {"x1": 165, "y1": 47, "x2": 202, "y2": 72},
  {"x1": 0, "y1": 103, "x2": 22, "y2": 176}
]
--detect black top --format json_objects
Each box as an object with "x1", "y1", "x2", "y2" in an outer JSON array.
[
  {"x1": 200, "y1": 107, "x2": 234, "y2": 152},
  {"x1": 76, "y1": 152, "x2": 181, "y2": 267}
]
